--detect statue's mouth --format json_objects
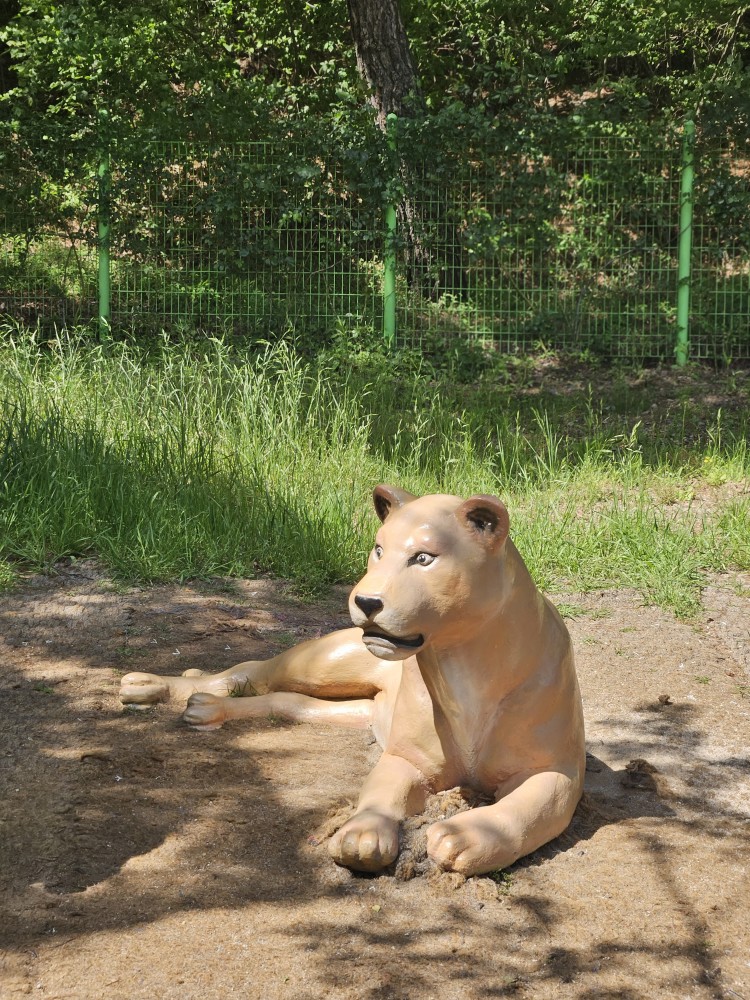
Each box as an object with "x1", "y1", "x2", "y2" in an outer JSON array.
[{"x1": 361, "y1": 628, "x2": 424, "y2": 650}]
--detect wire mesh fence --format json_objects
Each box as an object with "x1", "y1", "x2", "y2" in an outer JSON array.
[
  {"x1": 396, "y1": 135, "x2": 683, "y2": 358},
  {"x1": 109, "y1": 141, "x2": 384, "y2": 339},
  {"x1": 691, "y1": 141, "x2": 750, "y2": 361},
  {"x1": 1, "y1": 128, "x2": 748, "y2": 360},
  {"x1": 0, "y1": 137, "x2": 99, "y2": 328}
]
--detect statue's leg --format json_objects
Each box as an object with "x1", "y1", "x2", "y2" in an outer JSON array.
[
  {"x1": 120, "y1": 628, "x2": 386, "y2": 707},
  {"x1": 327, "y1": 752, "x2": 429, "y2": 872},
  {"x1": 425, "y1": 769, "x2": 582, "y2": 876},
  {"x1": 181, "y1": 690, "x2": 377, "y2": 731},
  {"x1": 119, "y1": 667, "x2": 249, "y2": 707}
]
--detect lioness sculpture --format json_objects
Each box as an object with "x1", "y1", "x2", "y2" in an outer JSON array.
[{"x1": 120, "y1": 486, "x2": 585, "y2": 876}]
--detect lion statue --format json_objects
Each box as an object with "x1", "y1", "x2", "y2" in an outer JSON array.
[{"x1": 121, "y1": 486, "x2": 585, "y2": 876}]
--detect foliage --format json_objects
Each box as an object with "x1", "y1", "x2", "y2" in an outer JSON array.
[
  {"x1": 1, "y1": 2, "x2": 749, "y2": 360},
  {"x1": 3, "y1": 1, "x2": 750, "y2": 154}
]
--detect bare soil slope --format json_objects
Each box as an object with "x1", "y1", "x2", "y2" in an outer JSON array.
[{"x1": 1, "y1": 564, "x2": 748, "y2": 999}]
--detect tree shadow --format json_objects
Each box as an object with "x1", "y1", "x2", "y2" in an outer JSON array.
[
  {"x1": 0, "y1": 570, "x2": 747, "y2": 998},
  {"x1": 0, "y1": 574, "x2": 364, "y2": 947},
  {"x1": 278, "y1": 707, "x2": 748, "y2": 998}
]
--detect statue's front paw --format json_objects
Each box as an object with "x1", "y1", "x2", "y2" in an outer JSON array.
[
  {"x1": 427, "y1": 811, "x2": 517, "y2": 877},
  {"x1": 328, "y1": 810, "x2": 400, "y2": 872},
  {"x1": 120, "y1": 672, "x2": 170, "y2": 706},
  {"x1": 182, "y1": 692, "x2": 227, "y2": 730}
]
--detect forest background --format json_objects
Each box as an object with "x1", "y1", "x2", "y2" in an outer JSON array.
[
  {"x1": 2, "y1": 1, "x2": 750, "y2": 359},
  {"x1": 2, "y1": 0, "x2": 749, "y2": 153}
]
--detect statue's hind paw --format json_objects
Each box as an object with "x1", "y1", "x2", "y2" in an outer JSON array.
[
  {"x1": 120, "y1": 672, "x2": 170, "y2": 706},
  {"x1": 182, "y1": 692, "x2": 227, "y2": 731}
]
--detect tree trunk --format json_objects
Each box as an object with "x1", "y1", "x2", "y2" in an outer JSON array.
[
  {"x1": 347, "y1": 0, "x2": 465, "y2": 305},
  {"x1": 346, "y1": 0, "x2": 425, "y2": 126}
]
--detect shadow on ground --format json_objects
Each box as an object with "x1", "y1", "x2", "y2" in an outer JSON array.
[{"x1": 0, "y1": 567, "x2": 748, "y2": 998}]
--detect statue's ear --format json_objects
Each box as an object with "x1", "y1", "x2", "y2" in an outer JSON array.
[
  {"x1": 455, "y1": 495, "x2": 509, "y2": 550},
  {"x1": 373, "y1": 484, "x2": 417, "y2": 522}
]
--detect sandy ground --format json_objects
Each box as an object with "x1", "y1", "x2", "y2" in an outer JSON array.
[{"x1": 0, "y1": 562, "x2": 748, "y2": 1000}]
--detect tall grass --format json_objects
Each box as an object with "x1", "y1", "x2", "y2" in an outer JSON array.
[{"x1": 1, "y1": 330, "x2": 748, "y2": 614}]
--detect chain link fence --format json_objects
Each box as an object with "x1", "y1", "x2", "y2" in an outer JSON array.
[{"x1": 1, "y1": 128, "x2": 748, "y2": 360}]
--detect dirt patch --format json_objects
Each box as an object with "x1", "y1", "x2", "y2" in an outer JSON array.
[{"x1": 1, "y1": 563, "x2": 748, "y2": 999}]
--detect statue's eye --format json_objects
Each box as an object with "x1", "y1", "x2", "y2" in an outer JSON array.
[
  {"x1": 373, "y1": 545, "x2": 383, "y2": 560},
  {"x1": 413, "y1": 552, "x2": 436, "y2": 567}
]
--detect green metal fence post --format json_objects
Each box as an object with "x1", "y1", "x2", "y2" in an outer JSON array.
[
  {"x1": 383, "y1": 114, "x2": 398, "y2": 348},
  {"x1": 675, "y1": 117, "x2": 695, "y2": 366},
  {"x1": 97, "y1": 110, "x2": 111, "y2": 339}
]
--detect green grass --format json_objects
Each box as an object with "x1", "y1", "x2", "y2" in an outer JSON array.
[
  {"x1": 0, "y1": 327, "x2": 748, "y2": 616},
  {"x1": 0, "y1": 559, "x2": 16, "y2": 591},
  {"x1": 487, "y1": 869, "x2": 514, "y2": 893}
]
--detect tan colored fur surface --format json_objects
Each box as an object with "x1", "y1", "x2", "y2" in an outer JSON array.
[{"x1": 121, "y1": 487, "x2": 585, "y2": 876}]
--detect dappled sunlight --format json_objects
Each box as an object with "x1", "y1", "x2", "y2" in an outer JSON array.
[
  {"x1": 1, "y1": 340, "x2": 748, "y2": 613},
  {"x1": 1, "y1": 566, "x2": 748, "y2": 997}
]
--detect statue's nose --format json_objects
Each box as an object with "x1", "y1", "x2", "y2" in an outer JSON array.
[{"x1": 354, "y1": 595, "x2": 384, "y2": 619}]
